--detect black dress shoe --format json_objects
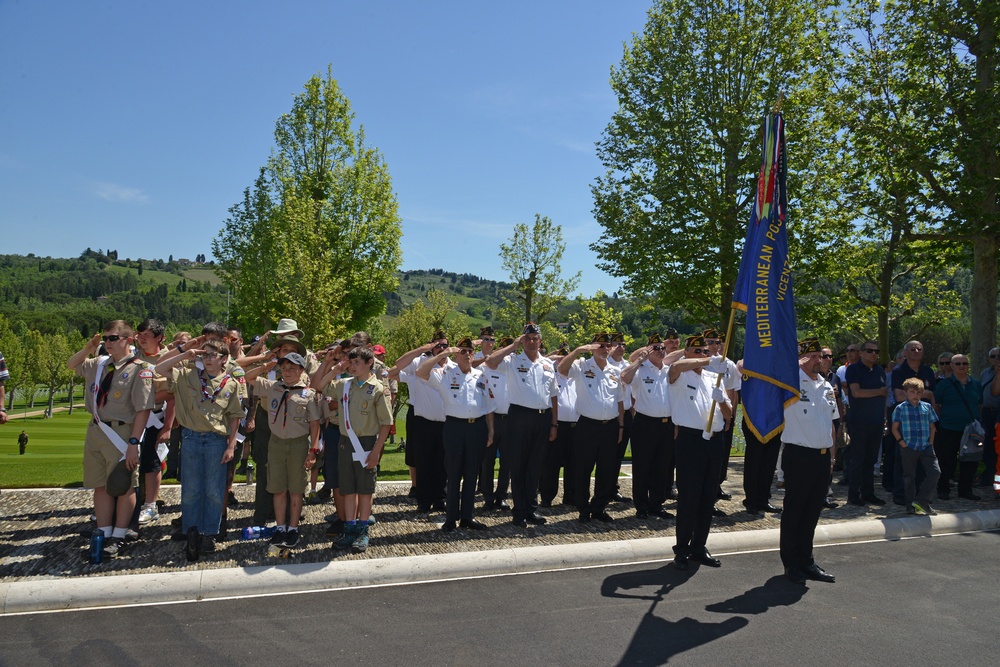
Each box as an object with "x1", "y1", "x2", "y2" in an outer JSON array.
[
  {"x1": 804, "y1": 564, "x2": 836, "y2": 583},
  {"x1": 432, "y1": 502, "x2": 447, "y2": 512},
  {"x1": 863, "y1": 495, "x2": 886, "y2": 506},
  {"x1": 578, "y1": 511, "x2": 591, "y2": 523},
  {"x1": 635, "y1": 511, "x2": 650, "y2": 519},
  {"x1": 496, "y1": 500, "x2": 511, "y2": 510},
  {"x1": 416, "y1": 504, "x2": 432, "y2": 513},
  {"x1": 691, "y1": 550, "x2": 721, "y2": 567},
  {"x1": 712, "y1": 506, "x2": 727, "y2": 518},
  {"x1": 185, "y1": 527, "x2": 200, "y2": 562},
  {"x1": 958, "y1": 492, "x2": 981, "y2": 501},
  {"x1": 847, "y1": 498, "x2": 865, "y2": 507},
  {"x1": 441, "y1": 521, "x2": 457, "y2": 533},
  {"x1": 592, "y1": 511, "x2": 615, "y2": 523},
  {"x1": 673, "y1": 554, "x2": 689, "y2": 570},
  {"x1": 717, "y1": 491, "x2": 733, "y2": 501},
  {"x1": 460, "y1": 519, "x2": 489, "y2": 530},
  {"x1": 511, "y1": 517, "x2": 528, "y2": 528},
  {"x1": 763, "y1": 503, "x2": 782, "y2": 513},
  {"x1": 539, "y1": 499, "x2": 553, "y2": 508},
  {"x1": 784, "y1": 566, "x2": 806, "y2": 585},
  {"x1": 651, "y1": 508, "x2": 674, "y2": 519},
  {"x1": 745, "y1": 505, "x2": 762, "y2": 515},
  {"x1": 526, "y1": 513, "x2": 547, "y2": 525},
  {"x1": 614, "y1": 492, "x2": 632, "y2": 503},
  {"x1": 822, "y1": 498, "x2": 839, "y2": 509}
]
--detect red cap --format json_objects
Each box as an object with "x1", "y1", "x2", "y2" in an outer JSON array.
[{"x1": 372, "y1": 344, "x2": 386, "y2": 355}]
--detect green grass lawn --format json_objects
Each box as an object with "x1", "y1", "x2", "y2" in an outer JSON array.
[{"x1": 0, "y1": 409, "x2": 744, "y2": 488}]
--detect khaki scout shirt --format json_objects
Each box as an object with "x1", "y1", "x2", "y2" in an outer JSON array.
[
  {"x1": 325, "y1": 375, "x2": 392, "y2": 438},
  {"x1": 373, "y1": 358, "x2": 398, "y2": 396},
  {"x1": 168, "y1": 366, "x2": 244, "y2": 436},
  {"x1": 255, "y1": 377, "x2": 321, "y2": 440},
  {"x1": 77, "y1": 354, "x2": 155, "y2": 424},
  {"x1": 135, "y1": 346, "x2": 169, "y2": 409}
]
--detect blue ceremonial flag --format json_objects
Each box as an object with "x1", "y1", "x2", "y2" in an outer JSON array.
[{"x1": 731, "y1": 114, "x2": 798, "y2": 443}]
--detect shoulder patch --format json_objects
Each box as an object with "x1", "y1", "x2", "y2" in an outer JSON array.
[
  {"x1": 132, "y1": 358, "x2": 143, "y2": 365},
  {"x1": 138, "y1": 369, "x2": 154, "y2": 380},
  {"x1": 231, "y1": 367, "x2": 246, "y2": 378}
]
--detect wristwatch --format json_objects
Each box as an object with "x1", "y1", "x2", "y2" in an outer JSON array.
[{"x1": 128, "y1": 437, "x2": 140, "y2": 446}]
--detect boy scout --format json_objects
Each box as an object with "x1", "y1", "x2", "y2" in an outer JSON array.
[
  {"x1": 67, "y1": 320, "x2": 155, "y2": 558},
  {"x1": 316, "y1": 347, "x2": 392, "y2": 553}
]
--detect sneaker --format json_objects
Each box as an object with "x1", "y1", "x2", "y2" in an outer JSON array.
[
  {"x1": 124, "y1": 528, "x2": 140, "y2": 542},
  {"x1": 334, "y1": 523, "x2": 358, "y2": 550},
  {"x1": 325, "y1": 518, "x2": 345, "y2": 537},
  {"x1": 367, "y1": 514, "x2": 377, "y2": 526},
  {"x1": 185, "y1": 527, "x2": 200, "y2": 562},
  {"x1": 270, "y1": 529, "x2": 287, "y2": 546},
  {"x1": 283, "y1": 528, "x2": 300, "y2": 548},
  {"x1": 227, "y1": 491, "x2": 239, "y2": 507},
  {"x1": 138, "y1": 504, "x2": 159, "y2": 524},
  {"x1": 911, "y1": 501, "x2": 928, "y2": 516},
  {"x1": 201, "y1": 536, "x2": 217, "y2": 553},
  {"x1": 101, "y1": 537, "x2": 124, "y2": 559},
  {"x1": 351, "y1": 524, "x2": 370, "y2": 553}
]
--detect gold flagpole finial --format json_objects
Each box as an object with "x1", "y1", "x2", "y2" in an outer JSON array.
[{"x1": 772, "y1": 90, "x2": 786, "y2": 114}]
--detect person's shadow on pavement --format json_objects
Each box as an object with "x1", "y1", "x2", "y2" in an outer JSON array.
[{"x1": 705, "y1": 575, "x2": 807, "y2": 615}]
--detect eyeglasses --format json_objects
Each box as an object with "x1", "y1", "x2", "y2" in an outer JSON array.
[
  {"x1": 650, "y1": 346, "x2": 665, "y2": 352},
  {"x1": 706, "y1": 339, "x2": 720, "y2": 345},
  {"x1": 952, "y1": 361, "x2": 969, "y2": 366},
  {"x1": 481, "y1": 338, "x2": 495, "y2": 343},
  {"x1": 202, "y1": 353, "x2": 229, "y2": 360},
  {"x1": 693, "y1": 348, "x2": 708, "y2": 354},
  {"x1": 939, "y1": 361, "x2": 952, "y2": 366},
  {"x1": 989, "y1": 354, "x2": 999, "y2": 359},
  {"x1": 458, "y1": 349, "x2": 475, "y2": 355},
  {"x1": 432, "y1": 343, "x2": 448, "y2": 350},
  {"x1": 862, "y1": 348, "x2": 879, "y2": 354},
  {"x1": 102, "y1": 334, "x2": 124, "y2": 342},
  {"x1": 820, "y1": 354, "x2": 833, "y2": 359}
]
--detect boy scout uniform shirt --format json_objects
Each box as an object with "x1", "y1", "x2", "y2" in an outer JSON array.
[
  {"x1": 77, "y1": 354, "x2": 156, "y2": 423},
  {"x1": 373, "y1": 357, "x2": 398, "y2": 396},
  {"x1": 326, "y1": 375, "x2": 393, "y2": 437},
  {"x1": 135, "y1": 346, "x2": 169, "y2": 410},
  {"x1": 167, "y1": 366, "x2": 243, "y2": 436},
  {"x1": 668, "y1": 369, "x2": 725, "y2": 432},
  {"x1": 629, "y1": 360, "x2": 672, "y2": 418},
  {"x1": 426, "y1": 364, "x2": 492, "y2": 419},
  {"x1": 496, "y1": 352, "x2": 559, "y2": 410},
  {"x1": 254, "y1": 377, "x2": 321, "y2": 439},
  {"x1": 568, "y1": 357, "x2": 622, "y2": 421},
  {"x1": 782, "y1": 370, "x2": 838, "y2": 448}
]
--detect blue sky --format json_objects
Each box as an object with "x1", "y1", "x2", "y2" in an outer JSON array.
[{"x1": 0, "y1": 1, "x2": 653, "y2": 296}]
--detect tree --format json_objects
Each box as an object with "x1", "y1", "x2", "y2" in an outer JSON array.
[
  {"x1": 591, "y1": 0, "x2": 838, "y2": 326},
  {"x1": 563, "y1": 292, "x2": 626, "y2": 349},
  {"x1": 878, "y1": 0, "x2": 1000, "y2": 371},
  {"x1": 39, "y1": 333, "x2": 74, "y2": 417},
  {"x1": 0, "y1": 315, "x2": 25, "y2": 411},
  {"x1": 499, "y1": 214, "x2": 580, "y2": 326},
  {"x1": 216, "y1": 67, "x2": 403, "y2": 345}
]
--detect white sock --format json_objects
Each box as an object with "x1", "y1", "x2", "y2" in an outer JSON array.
[
  {"x1": 99, "y1": 525, "x2": 113, "y2": 538},
  {"x1": 111, "y1": 527, "x2": 127, "y2": 539}
]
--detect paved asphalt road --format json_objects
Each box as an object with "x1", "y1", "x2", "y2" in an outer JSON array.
[{"x1": 2, "y1": 531, "x2": 997, "y2": 666}]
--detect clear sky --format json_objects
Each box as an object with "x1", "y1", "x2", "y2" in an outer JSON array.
[{"x1": 0, "y1": 0, "x2": 654, "y2": 297}]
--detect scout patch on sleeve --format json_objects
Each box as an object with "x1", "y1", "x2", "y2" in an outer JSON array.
[
  {"x1": 138, "y1": 369, "x2": 154, "y2": 380},
  {"x1": 232, "y1": 367, "x2": 246, "y2": 378}
]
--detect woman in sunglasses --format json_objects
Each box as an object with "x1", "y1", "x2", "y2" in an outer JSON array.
[{"x1": 156, "y1": 339, "x2": 245, "y2": 561}]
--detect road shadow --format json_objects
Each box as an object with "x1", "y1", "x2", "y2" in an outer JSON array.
[
  {"x1": 705, "y1": 575, "x2": 807, "y2": 615},
  {"x1": 602, "y1": 564, "x2": 749, "y2": 666}
]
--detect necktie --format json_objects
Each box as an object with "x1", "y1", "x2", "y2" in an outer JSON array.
[{"x1": 96, "y1": 363, "x2": 115, "y2": 408}]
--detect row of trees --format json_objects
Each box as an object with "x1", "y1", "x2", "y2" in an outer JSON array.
[
  {"x1": 0, "y1": 315, "x2": 83, "y2": 417},
  {"x1": 591, "y1": 0, "x2": 998, "y2": 369}
]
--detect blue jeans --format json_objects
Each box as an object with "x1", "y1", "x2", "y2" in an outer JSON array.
[{"x1": 180, "y1": 429, "x2": 228, "y2": 536}]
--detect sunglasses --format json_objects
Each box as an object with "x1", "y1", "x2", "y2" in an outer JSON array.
[
  {"x1": 458, "y1": 349, "x2": 475, "y2": 355},
  {"x1": 952, "y1": 361, "x2": 969, "y2": 366},
  {"x1": 863, "y1": 348, "x2": 879, "y2": 353},
  {"x1": 693, "y1": 348, "x2": 709, "y2": 354},
  {"x1": 820, "y1": 354, "x2": 833, "y2": 359},
  {"x1": 989, "y1": 354, "x2": 998, "y2": 359},
  {"x1": 102, "y1": 334, "x2": 125, "y2": 342},
  {"x1": 706, "y1": 340, "x2": 720, "y2": 345},
  {"x1": 650, "y1": 345, "x2": 665, "y2": 352},
  {"x1": 939, "y1": 361, "x2": 952, "y2": 365},
  {"x1": 481, "y1": 337, "x2": 495, "y2": 343},
  {"x1": 432, "y1": 343, "x2": 448, "y2": 350}
]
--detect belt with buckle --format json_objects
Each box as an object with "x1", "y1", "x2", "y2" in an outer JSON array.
[
  {"x1": 447, "y1": 415, "x2": 483, "y2": 424},
  {"x1": 636, "y1": 412, "x2": 670, "y2": 423}
]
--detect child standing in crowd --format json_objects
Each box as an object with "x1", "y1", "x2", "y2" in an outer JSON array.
[{"x1": 891, "y1": 377, "x2": 941, "y2": 515}]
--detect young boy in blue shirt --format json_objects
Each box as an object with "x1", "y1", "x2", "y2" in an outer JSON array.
[{"x1": 891, "y1": 377, "x2": 941, "y2": 515}]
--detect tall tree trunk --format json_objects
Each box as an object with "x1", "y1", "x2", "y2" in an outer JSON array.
[{"x1": 971, "y1": 236, "x2": 998, "y2": 374}]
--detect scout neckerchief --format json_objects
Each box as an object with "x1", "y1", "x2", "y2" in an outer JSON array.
[
  {"x1": 197, "y1": 366, "x2": 230, "y2": 403},
  {"x1": 341, "y1": 377, "x2": 372, "y2": 462},
  {"x1": 271, "y1": 381, "x2": 308, "y2": 430}
]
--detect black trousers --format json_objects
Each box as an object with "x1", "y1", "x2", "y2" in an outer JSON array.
[
  {"x1": 574, "y1": 416, "x2": 619, "y2": 514},
  {"x1": 630, "y1": 413, "x2": 673, "y2": 513},
  {"x1": 718, "y1": 421, "x2": 734, "y2": 486},
  {"x1": 251, "y1": 404, "x2": 276, "y2": 525},
  {"x1": 935, "y1": 427, "x2": 977, "y2": 496},
  {"x1": 673, "y1": 426, "x2": 726, "y2": 555},
  {"x1": 403, "y1": 404, "x2": 418, "y2": 469},
  {"x1": 779, "y1": 443, "x2": 831, "y2": 570},
  {"x1": 848, "y1": 422, "x2": 884, "y2": 501},
  {"x1": 880, "y1": 424, "x2": 898, "y2": 490},
  {"x1": 506, "y1": 404, "x2": 551, "y2": 521},
  {"x1": 478, "y1": 413, "x2": 511, "y2": 502},
  {"x1": 539, "y1": 420, "x2": 577, "y2": 504},
  {"x1": 742, "y1": 419, "x2": 781, "y2": 510},
  {"x1": 443, "y1": 417, "x2": 488, "y2": 523},
  {"x1": 415, "y1": 416, "x2": 446, "y2": 509},
  {"x1": 615, "y1": 409, "x2": 634, "y2": 490},
  {"x1": 981, "y1": 407, "x2": 998, "y2": 487}
]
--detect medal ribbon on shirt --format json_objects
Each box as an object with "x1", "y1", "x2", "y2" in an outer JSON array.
[{"x1": 197, "y1": 367, "x2": 230, "y2": 403}]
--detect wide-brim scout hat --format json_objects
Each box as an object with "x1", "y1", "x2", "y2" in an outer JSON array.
[
  {"x1": 271, "y1": 335, "x2": 307, "y2": 357},
  {"x1": 273, "y1": 318, "x2": 305, "y2": 339},
  {"x1": 106, "y1": 460, "x2": 132, "y2": 497}
]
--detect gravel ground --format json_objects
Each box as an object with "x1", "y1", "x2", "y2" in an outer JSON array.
[{"x1": 1, "y1": 459, "x2": 993, "y2": 582}]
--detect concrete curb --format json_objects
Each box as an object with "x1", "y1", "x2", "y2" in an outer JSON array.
[{"x1": 3, "y1": 509, "x2": 998, "y2": 615}]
